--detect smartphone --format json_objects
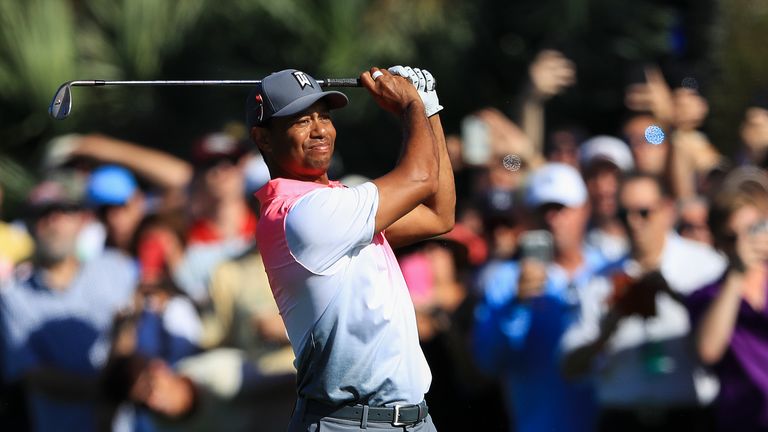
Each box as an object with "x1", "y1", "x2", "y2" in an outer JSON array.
[
  {"x1": 518, "y1": 230, "x2": 554, "y2": 263},
  {"x1": 461, "y1": 114, "x2": 490, "y2": 166}
]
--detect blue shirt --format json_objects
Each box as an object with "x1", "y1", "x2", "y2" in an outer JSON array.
[
  {"x1": 0, "y1": 250, "x2": 137, "y2": 432},
  {"x1": 472, "y1": 246, "x2": 608, "y2": 432}
]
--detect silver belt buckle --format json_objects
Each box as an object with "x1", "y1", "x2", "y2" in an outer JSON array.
[{"x1": 392, "y1": 405, "x2": 406, "y2": 426}]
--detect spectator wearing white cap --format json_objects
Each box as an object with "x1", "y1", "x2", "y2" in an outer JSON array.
[
  {"x1": 580, "y1": 135, "x2": 635, "y2": 261},
  {"x1": 473, "y1": 163, "x2": 608, "y2": 432}
]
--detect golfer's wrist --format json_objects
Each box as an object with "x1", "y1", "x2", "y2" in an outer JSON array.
[{"x1": 401, "y1": 99, "x2": 425, "y2": 117}]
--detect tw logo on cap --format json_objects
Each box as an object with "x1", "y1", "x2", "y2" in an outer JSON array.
[{"x1": 292, "y1": 71, "x2": 314, "y2": 89}]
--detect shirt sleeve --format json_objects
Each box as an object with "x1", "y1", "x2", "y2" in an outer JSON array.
[{"x1": 285, "y1": 182, "x2": 378, "y2": 275}]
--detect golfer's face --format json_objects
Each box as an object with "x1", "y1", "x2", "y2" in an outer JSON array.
[{"x1": 270, "y1": 101, "x2": 336, "y2": 179}]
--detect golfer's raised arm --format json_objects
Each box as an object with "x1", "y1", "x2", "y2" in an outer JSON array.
[
  {"x1": 385, "y1": 111, "x2": 455, "y2": 248},
  {"x1": 360, "y1": 67, "x2": 440, "y2": 235}
]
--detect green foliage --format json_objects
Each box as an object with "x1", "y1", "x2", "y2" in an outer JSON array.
[
  {"x1": 85, "y1": 0, "x2": 207, "y2": 78},
  {"x1": 0, "y1": 0, "x2": 77, "y2": 109}
]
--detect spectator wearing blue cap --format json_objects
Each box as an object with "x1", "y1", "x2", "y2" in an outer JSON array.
[{"x1": 87, "y1": 164, "x2": 146, "y2": 256}]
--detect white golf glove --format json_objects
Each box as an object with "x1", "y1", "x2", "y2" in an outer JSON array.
[{"x1": 388, "y1": 65, "x2": 443, "y2": 117}]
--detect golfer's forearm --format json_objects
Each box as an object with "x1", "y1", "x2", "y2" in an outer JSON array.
[
  {"x1": 372, "y1": 102, "x2": 439, "y2": 234},
  {"x1": 396, "y1": 103, "x2": 439, "y2": 195},
  {"x1": 422, "y1": 114, "x2": 455, "y2": 231}
]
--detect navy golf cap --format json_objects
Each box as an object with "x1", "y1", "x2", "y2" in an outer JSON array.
[{"x1": 246, "y1": 69, "x2": 348, "y2": 128}]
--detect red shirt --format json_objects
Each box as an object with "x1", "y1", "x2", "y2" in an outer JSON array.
[{"x1": 187, "y1": 208, "x2": 257, "y2": 245}]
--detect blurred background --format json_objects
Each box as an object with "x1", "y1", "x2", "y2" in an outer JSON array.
[
  {"x1": 3, "y1": 1, "x2": 768, "y2": 432},
  {"x1": 0, "y1": 0, "x2": 766, "y2": 215}
]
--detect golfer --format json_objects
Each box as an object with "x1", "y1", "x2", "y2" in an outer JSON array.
[{"x1": 247, "y1": 66, "x2": 454, "y2": 431}]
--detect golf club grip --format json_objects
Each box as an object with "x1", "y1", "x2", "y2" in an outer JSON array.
[{"x1": 320, "y1": 78, "x2": 362, "y2": 87}]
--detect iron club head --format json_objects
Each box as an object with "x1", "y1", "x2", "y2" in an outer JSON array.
[{"x1": 49, "y1": 81, "x2": 73, "y2": 120}]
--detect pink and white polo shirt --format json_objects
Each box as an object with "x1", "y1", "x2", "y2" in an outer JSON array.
[{"x1": 254, "y1": 178, "x2": 431, "y2": 406}]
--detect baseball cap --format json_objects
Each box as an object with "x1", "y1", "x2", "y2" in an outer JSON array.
[
  {"x1": 26, "y1": 171, "x2": 86, "y2": 215},
  {"x1": 245, "y1": 69, "x2": 348, "y2": 128},
  {"x1": 580, "y1": 135, "x2": 634, "y2": 172},
  {"x1": 86, "y1": 165, "x2": 138, "y2": 206},
  {"x1": 192, "y1": 132, "x2": 248, "y2": 167},
  {"x1": 525, "y1": 162, "x2": 588, "y2": 208}
]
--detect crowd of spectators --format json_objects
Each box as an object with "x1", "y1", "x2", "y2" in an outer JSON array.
[{"x1": 1, "y1": 51, "x2": 767, "y2": 432}]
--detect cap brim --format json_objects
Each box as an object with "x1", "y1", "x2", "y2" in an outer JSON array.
[
  {"x1": 528, "y1": 193, "x2": 587, "y2": 208},
  {"x1": 271, "y1": 91, "x2": 348, "y2": 119},
  {"x1": 585, "y1": 155, "x2": 621, "y2": 169},
  {"x1": 88, "y1": 196, "x2": 129, "y2": 207}
]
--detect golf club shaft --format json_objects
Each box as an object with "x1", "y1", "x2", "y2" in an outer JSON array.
[
  {"x1": 66, "y1": 78, "x2": 361, "y2": 87},
  {"x1": 49, "y1": 78, "x2": 361, "y2": 119}
]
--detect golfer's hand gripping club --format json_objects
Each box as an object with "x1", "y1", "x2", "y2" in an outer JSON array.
[{"x1": 388, "y1": 66, "x2": 443, "y2": 117}]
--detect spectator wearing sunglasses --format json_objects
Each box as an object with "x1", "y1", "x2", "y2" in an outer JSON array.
[{"x1": 561, "y1": 172, "x2": 726, "y2": 432}]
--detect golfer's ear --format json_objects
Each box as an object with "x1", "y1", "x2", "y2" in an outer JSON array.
[{"x1": 251, "y1": 127, "x2": 271, "y2": 154}]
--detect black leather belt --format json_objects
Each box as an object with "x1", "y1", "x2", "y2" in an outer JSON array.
[{"x1": 305, "y1": 399, "x2": 429, "y2": 426}]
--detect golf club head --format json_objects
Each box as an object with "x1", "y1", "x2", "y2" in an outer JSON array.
[{"x1": 49, "y1": 82, "x2": 73, "y2": 120}]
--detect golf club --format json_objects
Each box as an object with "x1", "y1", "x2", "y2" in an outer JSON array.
[{"x1": 48, "y1": 78, "x2": 361, "y2": 120}]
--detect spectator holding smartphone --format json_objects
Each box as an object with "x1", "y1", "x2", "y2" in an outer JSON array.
[{"x1": 473, "y1": 163, "x2": 606, "y2": 432}]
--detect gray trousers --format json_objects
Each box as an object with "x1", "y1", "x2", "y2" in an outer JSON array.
[{"x1": 287, "y1": 399, "x2": 439, "y2": 432}]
